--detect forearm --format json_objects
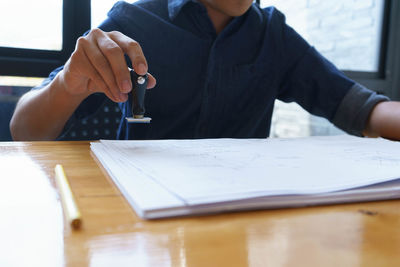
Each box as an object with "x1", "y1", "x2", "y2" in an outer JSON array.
[
  {"x1": 363, "y1": 101, "x2": 400, "y2": 140},
  {"x1": 10, "y1": 29, "x2": 156, "y2": 141},
  {"x1": 10, "y1": 73, "x2": 89, "y2": 141}
]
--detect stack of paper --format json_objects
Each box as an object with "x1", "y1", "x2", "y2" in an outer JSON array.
[{"x1": 90, "y1": 136, "x2": 400, "y2": 219}]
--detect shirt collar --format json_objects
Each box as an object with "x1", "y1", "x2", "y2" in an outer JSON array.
[{"x1": 168, "y1": 0, "x2": 197, "y2": 20}]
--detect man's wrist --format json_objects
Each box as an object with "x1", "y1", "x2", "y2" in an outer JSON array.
[{"x1": 363, "y1": 101, "x2": 400, "y2": 140}]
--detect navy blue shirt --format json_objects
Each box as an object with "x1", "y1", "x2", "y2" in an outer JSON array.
[{"x1": 38, "y1": 0, "x2": 388, "y2": 140}]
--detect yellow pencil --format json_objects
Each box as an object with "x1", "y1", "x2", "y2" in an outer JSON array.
[{"x1": 55, "y1": 164, "x2": 82, "y2": 230}]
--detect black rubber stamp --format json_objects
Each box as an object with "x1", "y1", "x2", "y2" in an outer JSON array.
[{"x1": 126, "y1": 69, "x2": 151, "y2": 123}]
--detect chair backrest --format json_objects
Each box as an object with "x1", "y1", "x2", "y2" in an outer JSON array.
[
  {"x1": 0, "y1": 84, "x2": 122, "y2": 141},
  {"x1": 62, "y1": 98, "x2": 121, "y2": 140}
]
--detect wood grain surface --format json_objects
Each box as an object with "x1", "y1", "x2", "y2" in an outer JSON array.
[{"x1": 0, "y1": 141, "x2": 399, "y2": 267}]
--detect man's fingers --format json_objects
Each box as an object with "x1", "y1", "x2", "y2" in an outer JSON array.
[
  {"x1": 108, "y1": 31, "x2": 148, "y2": 75},
  {"x1": 88, "y1": 79, "x2": 126, "y2": 102},
  {"x1": 70, "y1": 48, "x2": 108, "y2": 94},
  {"x1": 84, "y1": 30, "x2": 125, "y2": 102},
  {"x1": 107, "y1": 31, "x2": 156, "y2": 90},
  {"x1": 72, "y1": 44, "x2": 123, "y2": 103},
  {"x1": 96, "y1": 31, "x2": 132, "y2": 94},
  {"x1": 147, "y1": 73, "x2": 157, "y2": 89}
]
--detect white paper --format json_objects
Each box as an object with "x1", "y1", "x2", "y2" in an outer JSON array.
[{"x1": 90, "y1": 135, "x2": 400, "y2": 218}]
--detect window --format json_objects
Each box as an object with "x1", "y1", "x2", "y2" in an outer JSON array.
[
  {"x1": 91, "y1": 0, "x2": 123, "y2": 28},
  {"x1": 260, "y1": 0, "x2": 385, "y2": 72},
  {"x1": 0, "y1": 1, "x2": 62, "y2": 51},
  {"x1": 0, "y1": 0, "x2": 90, "y2": 77}
]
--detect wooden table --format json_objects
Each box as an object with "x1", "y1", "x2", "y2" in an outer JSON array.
[{"x1": 1, "y1": 141, "x2": 399, "y2": 267}]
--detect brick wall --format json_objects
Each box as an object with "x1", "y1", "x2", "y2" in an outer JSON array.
[{"x1": 261, "y1": 0, "x2": 384, "y2": 137}]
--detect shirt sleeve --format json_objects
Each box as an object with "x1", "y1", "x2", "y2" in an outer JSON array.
[
  {"x1": 274, "y1": 9, "x2": 389, "y2": 136},
  {"x1": 332, "y1": 83, "x2": 389, "y2": 136}
]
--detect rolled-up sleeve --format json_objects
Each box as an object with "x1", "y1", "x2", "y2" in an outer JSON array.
[{"x1": 332, "y1": 83, "x2": 390, "y2": 136}]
